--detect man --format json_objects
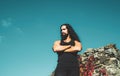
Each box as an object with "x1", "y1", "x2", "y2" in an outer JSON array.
[{"x1": 53, "y1": 24, "x2": 82, "y2": 76}]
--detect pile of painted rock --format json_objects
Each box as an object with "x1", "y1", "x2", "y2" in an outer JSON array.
[{"x1": 79, "y1": 44, "x2": 120, "y2": 76}]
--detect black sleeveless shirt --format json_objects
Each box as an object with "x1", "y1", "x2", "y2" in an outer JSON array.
[{"x1": 57, "y1": 39, "x2": 79, "y2": 66}]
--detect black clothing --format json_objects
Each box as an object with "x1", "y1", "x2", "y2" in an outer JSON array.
[
  {"x1": 54, "y1": 64, "x2": 79, "y2": 76},
  {"x1": 55, "y1": 40, "x2": 79, "y2": 76}
]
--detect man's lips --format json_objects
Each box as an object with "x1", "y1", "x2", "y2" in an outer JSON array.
[{"x1": 62, "y1": 33, "x2": 66, "y2": 35}]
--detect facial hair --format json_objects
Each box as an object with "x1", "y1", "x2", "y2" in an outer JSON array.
[{"x1": 61, "y1": 33, "x2": 68, "y2": 40}]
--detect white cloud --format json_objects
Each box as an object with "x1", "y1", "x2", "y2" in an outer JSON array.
[
  {"x1": 1, "y1": 18, "x2": 12, "y2": 27},
  {"x1": 16, "y1": 27, "x2": 24, "y2": 33},
  {"x1": 0, "y1": 18, "x2": 24, "y2": 41},
  {"x1": 1, "y1": 18, "x2": 24, "y2": 34}
]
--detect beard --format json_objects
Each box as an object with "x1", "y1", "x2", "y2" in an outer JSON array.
[{"x1": 61, "y1": 33, "x2": 68, "y2": 40}]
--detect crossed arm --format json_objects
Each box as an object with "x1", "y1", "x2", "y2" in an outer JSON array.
[{"x1": 53, "y1": 40, "x2": 82, "y2": 52}]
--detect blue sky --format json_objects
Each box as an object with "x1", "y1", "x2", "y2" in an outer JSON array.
[{"x1": 0, "y1": 0, "x2": 120, "y2": 76}]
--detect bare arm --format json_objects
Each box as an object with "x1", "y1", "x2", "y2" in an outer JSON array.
[
  {"x1": 64, "y1": 41, "x2": 82, "y2": 52},
  {"x1": 52, "y1": 40, "x2": 71, "y2": 52}
]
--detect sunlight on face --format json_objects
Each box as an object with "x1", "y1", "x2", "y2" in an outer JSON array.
[{"x1": 61, "y1": 25, "x2": 68, "y2": 35}]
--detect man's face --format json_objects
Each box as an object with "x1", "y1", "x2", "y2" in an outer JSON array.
[
  {"x1": 61, "y1": 25, "x2": 69, "y2": 40},
  {"x1": 61, "y1": 25, "x2": 68, "y2": 35}
]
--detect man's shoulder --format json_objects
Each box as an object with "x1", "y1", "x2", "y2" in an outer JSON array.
[
  {"x1": 54, "y1": 40, "x2": 61, "y2": 44},
  {"x1": 74, "y1": 40, "x2": 80, "y2": 42},
  {"x1": 74, "y1": 40, "x2": 81, "y2": 44}
]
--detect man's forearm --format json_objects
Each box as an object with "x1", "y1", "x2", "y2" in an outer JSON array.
[
  {"x1": 64, "y1": 46, "x2": 81, "y2": 52},
  {"x1": 54, "y1": 45, "x2": 71, "y2": 52},
  {"x1": 64, "y1": 47, "x2": 76, "y2": 52}
]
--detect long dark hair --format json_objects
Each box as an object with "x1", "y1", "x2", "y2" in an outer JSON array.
[{"x1": 60, "y1": 24, "x2": 81, "y2": 42}]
